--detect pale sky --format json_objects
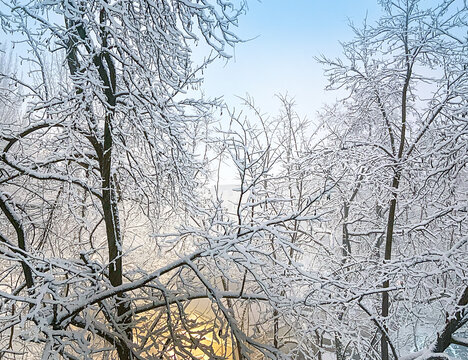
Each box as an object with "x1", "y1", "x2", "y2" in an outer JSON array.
[
  {"x1": 199, "y1": 0, "x2": 383, "y2": 117},
  {"x1": 193, "y1": 0, "x2": 385, "y2": 188}
]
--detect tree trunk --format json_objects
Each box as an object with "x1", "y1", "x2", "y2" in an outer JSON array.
[{"x1": 380, "y1": 174, "x2": 400, "y2": 360}]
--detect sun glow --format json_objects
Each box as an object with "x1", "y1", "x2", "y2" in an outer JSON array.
[{"x1": 135, "y1": 302, "x2": 235, "y2": 360}]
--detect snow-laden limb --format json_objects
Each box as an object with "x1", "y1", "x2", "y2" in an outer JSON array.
[
  {"x1": 401, "y1": 350, "x2": 451, "y2": 360},
  {"x1": 451, "y1": 336, "x2": 468, "y2": 348}
]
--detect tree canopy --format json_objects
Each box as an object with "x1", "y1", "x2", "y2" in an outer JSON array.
[{"x1": 0, "y1": 0, "x2": 467, "y2": 359}]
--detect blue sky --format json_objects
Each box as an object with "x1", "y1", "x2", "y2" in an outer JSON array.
[
  {"x1": 0, "y1": 0, "x2": 385, "y2": 117},
  {"x1": 200, "y1": 0, "x2": 383, "y2": 117},
  {"x1": 1, "y1": 0, "x2": 383, "y2": 117}
]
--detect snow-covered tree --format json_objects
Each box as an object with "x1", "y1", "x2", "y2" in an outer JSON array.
[
  {"x1": 316, "y1": 0, "x2": 468, "y2": 359},
  {"x1": 0, "y1": 1, "x2": 268, "y2": 359}
]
